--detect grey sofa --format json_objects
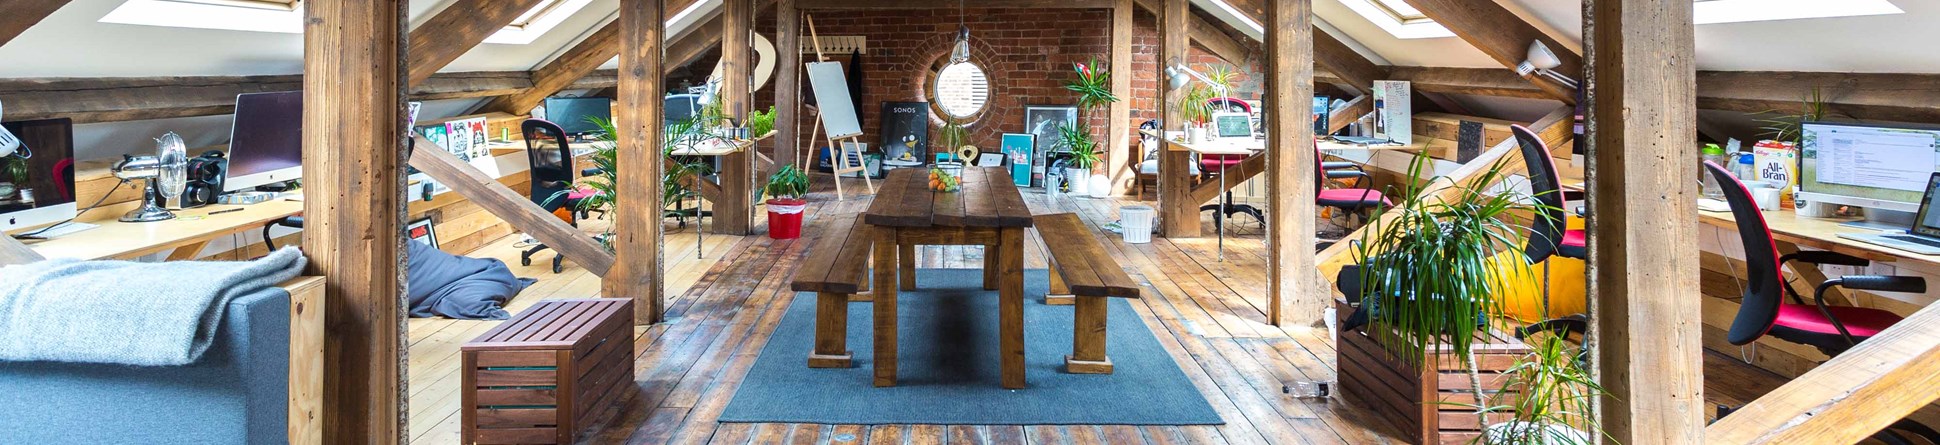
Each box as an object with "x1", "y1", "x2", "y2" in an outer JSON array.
[{"x1": 0, "y1": 284, "x2": 309, "y2": 444}]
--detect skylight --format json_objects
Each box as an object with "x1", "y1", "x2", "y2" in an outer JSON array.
[
  {"x1": 100, "y1": 0, "x2": 305, "y2": 34},
  {"x1": 483, "y1": 0, "x2": 595, "y2": 45},
  {"x1": 1693, "y1": 0, "x2": 1902, "y2": 25},
  {"x1": 1342, "y1": 0, "x2": 1453, "y2": 39}
]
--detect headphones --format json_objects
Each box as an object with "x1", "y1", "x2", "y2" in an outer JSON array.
[{"x1": 182, "y1": 150, "x2": 226, "y2": 207}]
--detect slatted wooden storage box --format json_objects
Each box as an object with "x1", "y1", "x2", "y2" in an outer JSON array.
[
  {"x1": 461, "y1": 299, "x2": 635, "y2": 444},
  {"x1": 1334, "y1": 299, "x2": 1531, "y2": 444}
]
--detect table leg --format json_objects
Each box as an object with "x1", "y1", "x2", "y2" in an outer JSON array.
[
  {"x1": 982, "y1": 243, "x2": 999, "y2": 291},
  {"x1": 999, "y1": 227, "x2": 1026, "y2": 389},
  {"x1": 898, "y1": 242, "x2": 916, "y2": 290},
  {"x1": 809, "y1": 292, "x2": 852, "y2": 368},
  {"x1": 873, "y1": 228, "x2": 900, "y2": 387},
  {"x1": 1065, "y1": 296, "x2": 1113, "y2": 374},
  {"x1": 1046, "y1": 255, "x2": 1073, "y2": 306}
]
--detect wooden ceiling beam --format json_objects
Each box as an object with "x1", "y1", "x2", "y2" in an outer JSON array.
[
  {"x1": 0, "y1": 0, "x2": 69, "y2": 48},
  {"x1": 483, "y1": 0, "x2": 709, "y2": 115},
  {"x1": 799, "y1": 0, "x2": 1112, "y2": 9},
  {"x1": 1130, "y1": 0, "x2": 1247, "y2": 66},
  {"x1": 406, "y1": 0, "x2": 548, "y2": 86},
  {"x1": 1398, "y1": 0, "x2": 1579, "y2": 103},
  {"x1": 1696, "y1": 71, "x2": 1940, "y2": 124},
  {"x1": 1384, "y1": 66, "x2": 1549, "y2": 100},
  {"x1": 2, "y1": 71, "x2": 537, "y2": 124},
  {"x1": 1192, "y1": 0, "x2": 1384, "y2": 92}
]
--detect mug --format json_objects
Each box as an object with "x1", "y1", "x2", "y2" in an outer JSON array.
[{"x1": 1752, "y1": 187, "x2": 1782, "y2": 211}]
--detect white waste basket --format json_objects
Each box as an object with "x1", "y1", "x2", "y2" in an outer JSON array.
[{"x1": 1120, "y1": 205, "x2": 1155, "y2": 244}]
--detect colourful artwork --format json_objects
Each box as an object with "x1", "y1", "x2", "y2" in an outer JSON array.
[{"x1": 1001, "y1": 133, "x2": 1034, "y2": 187}]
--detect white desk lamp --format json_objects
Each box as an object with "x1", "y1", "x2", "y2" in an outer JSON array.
[
  {"x1": 1165, "y1": 63, "x2": 1229, "y2": 101},
  {"x1": 1516, "y1": 40, "x2": 1579, "y2": 89},
  {"x1": 0, "y1": 99, "x2": 25, "y2": 159}
]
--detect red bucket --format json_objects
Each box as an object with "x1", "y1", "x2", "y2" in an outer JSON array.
[{"x1": 766, "y1": 198, "x2": 807, "y2": 239}]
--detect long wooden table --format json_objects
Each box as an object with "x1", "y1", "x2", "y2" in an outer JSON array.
[{"x1": 863, "y1": 167, "x2": 1034, "y2": 388}]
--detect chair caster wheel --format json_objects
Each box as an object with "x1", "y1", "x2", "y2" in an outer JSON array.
[{"x1": 521, "y1": 257, "x2": 532, "y2": 266}]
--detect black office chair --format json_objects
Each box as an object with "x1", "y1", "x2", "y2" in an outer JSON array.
[
  {"x1": 520, "y1": 119, "x2": 594, "y2": 273},
  {"x1": 1702, "y1": 160, "x2": 1940, "y2": 443},
  {"x1": 1509, "y1": 125, "x2": 1591, "y2": 338}
]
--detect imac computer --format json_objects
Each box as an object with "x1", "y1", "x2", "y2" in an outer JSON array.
[
  {"x1": 543, "y1": 96, "x2": 613, "y2": 137},
  {"x1": 0, "y1": 118, "x2": 77, "y2": 232},
  {"x1": 1797, "y1": 121, "x2": 1940, "y2": 230},
  {"x1": 225, "y1": 91, "x2": 304, "y2": 192}
]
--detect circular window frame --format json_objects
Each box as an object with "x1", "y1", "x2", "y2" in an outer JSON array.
[{"x1": 926, "y1": 58, "x2": 992, "y2": 125}]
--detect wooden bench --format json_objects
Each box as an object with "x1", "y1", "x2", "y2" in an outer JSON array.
[
  {"x1": 1033, "y1": 212, "x2": 1140, "y2": 374},
  {"x1": 461, "y1": 298, "x2": 634, "y2": 445},
  {"x1": 789, "y1": 214, "x2": 881, "y2": 369}
]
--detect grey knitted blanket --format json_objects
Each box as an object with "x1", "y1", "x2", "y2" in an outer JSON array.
[{"x1": 0, "y1": 247, "x2": 306, "y2": 366}]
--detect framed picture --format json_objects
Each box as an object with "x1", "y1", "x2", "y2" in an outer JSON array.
[
  {"x1": 879, "y1": 101, "x2": 930, "y2": 163},
  {"x1": 407, "y1": 216, "x2": 438, "y2": 248},
  {"x1": 1022, "y1": 105, "x2": 1078, "y2": 184},
  {"x1": 1000, "y1": 133, "x2": 1035, "y2": 187}
]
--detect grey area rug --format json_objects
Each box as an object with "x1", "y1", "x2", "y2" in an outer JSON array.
[{"x1": 719, "y1": 269, "x2": 1223, "y2": 425}]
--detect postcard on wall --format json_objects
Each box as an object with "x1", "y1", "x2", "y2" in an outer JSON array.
[{"x1": 1001, "y1": 133, "x2": 1035, "y2": 187}]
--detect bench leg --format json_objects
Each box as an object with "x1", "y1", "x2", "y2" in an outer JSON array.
[
  {"x1": 1045, "y1": 256, "x2": 1073, "y2": 306},
  {"x1": 983, "y1": 243, "x2": 999, "y2": 290},
  {"x1": 898, "y1": 242, "x2": 916, "y2": 290},
  {"x1": 999, "y1": 227, "x2": 1027, "y2": 389},
  {"x1": 1065, "y1": 295, "x2": 1113, "y2": 374},
  {"x1": 808, "y1": 292, "x2": 852, "y2": 368},
  {"x1": 873, "y1": 230, "x2": 900, "y2": 387}
]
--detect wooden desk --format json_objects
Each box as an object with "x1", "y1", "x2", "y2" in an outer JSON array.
[
  {"x1": 1148, "y1": 131, "x2": 1264, "y2": 238},
  {"x1": 22, "y1": 196, "x2": 303, "y2": 261},
  {"x1": 1699, "y1": 207, "x2": 1940, "y2": 268},
  {"x1": 864, "y1": 167, "x2": 1033, "y2": 389}
]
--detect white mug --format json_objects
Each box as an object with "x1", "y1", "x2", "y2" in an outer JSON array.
[{"x1": 1752, "y1": 187, "x2": 1782, "y2": 211}]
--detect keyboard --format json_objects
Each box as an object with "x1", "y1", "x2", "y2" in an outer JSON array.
[
  {"x1": 1886, "y1": 233, "x2": 1940, "y2": 248},
  {"x1": 16, "y1": 221, "x2": 98, "y2": 239},
  {"x1": 1838, "y1": 232, "x2": 1940, "y2": 255}
]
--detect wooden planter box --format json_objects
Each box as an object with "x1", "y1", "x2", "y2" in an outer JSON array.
[
  {"x1": 462, "y1": 299, "x2": 635, "y2": 445},
  {"x1": 1335, "y1": 299, "x2": 1531, "y2": 444}
]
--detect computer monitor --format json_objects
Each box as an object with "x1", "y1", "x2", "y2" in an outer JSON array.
[
  {"x1": 1797, "y1": 121, "x2": 1940, "y2": 227},
  {"x1": 543, "y1": 96, "x2": 612, "y2": 135},
  {"x1": 1911, "y1": 173, "x2": 1940, "y2": 238},
  {"x1": 0, "y1": 118, "x2": 77, "y2": 232},
  {"x1": 226, "y1": 91, "x2": 304, "y2": 192}
]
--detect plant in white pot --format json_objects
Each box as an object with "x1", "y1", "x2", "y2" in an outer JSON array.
[
  {"x1": 1473, "y1": 332, "x2": 1606, "y2": 444},
  {"x1": 1062, "y1": 58, "x2": 1119, "y2": 197},
  {"x1": 1057, "y1": 123, "x2": 1101, "y2": 197}
]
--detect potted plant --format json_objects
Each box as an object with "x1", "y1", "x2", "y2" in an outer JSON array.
[
  {"x1": 1472, "y1": 333, "x2": 1608, "y2": 444},
  {"x1": 763, "y1": 165, "x2": 810, "y2": 239},
  {"x1": 1058, "y1": 122, "x2": 1101, "y2": 197},
  {"x1": 1348, "y1": 153, "x2": 1545, "y2": 434},
  {"x1": 0, "y1": 154, "x2": 27, "y2": 199},
  {"x1": 547, "y1": 112, "x2": 719, "y2": 250}
]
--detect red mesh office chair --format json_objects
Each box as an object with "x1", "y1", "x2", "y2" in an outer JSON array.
[
  {"x1": 1313, "y1": 143, "x2": 1388, "y2": 215},
  {"x1": 1199, "y1": 97, "x2": 1263, "y2": 230},
  {"x1": 1705, "y1": 160, "x2": 1940, "y2": 442}
]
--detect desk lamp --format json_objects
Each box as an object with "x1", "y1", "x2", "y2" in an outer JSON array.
[
  {"x1": 111, "y1": 132, "x2": 189, "y2": 222},
  {"x1": 0, "y1": 99, "x2": 23, "y2": 159},
  {"x1": 1164, "y1": 62, "x2": 1228, "y2": 100},
  {"x1": 1515, "y1": 40, "x2": 1579, "y2": 89}
]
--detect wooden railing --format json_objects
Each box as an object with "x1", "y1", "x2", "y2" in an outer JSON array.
[{"x1": 1705, "y1": 301, "x2": 1940, "y2": 444}]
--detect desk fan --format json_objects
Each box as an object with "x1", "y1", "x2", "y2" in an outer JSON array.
[{"x1": 111, "y1": 132, "x2": 189, "y2": 222}]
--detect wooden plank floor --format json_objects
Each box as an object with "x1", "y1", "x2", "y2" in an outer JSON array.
[{"x1": 406, "y1": 177, "x2": 1783, "y2": 444}]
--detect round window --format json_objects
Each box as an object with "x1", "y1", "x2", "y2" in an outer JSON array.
[{"x1": 933, "y1": 62, "x2": 989, "y2": 119}]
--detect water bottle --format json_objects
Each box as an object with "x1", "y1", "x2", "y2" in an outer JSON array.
[{"x1": 1700, "y1": 144, "x2": 1730, "y2": 199}]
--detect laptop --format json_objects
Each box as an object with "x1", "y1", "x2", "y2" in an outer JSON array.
[{"x1": 1839, "y1": 172, "x2": 1940, "y2": 255}]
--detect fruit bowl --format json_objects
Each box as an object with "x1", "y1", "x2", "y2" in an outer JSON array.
[{"x1": 927, "y1": 166, "x2": 960, "y2": 192}]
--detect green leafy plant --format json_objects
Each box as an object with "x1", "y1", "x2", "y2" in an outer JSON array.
[
  {"x1": 764, "y1": 164, "x2": 810, "y2": 201},
  {"x1": 544, "y1": 113, "x2": 718, "y2": 248},
  {"x1": 1467, "y1": 333, "x2": 1609, "y2": 444},
  {"x1": 937, "y1": 119, "x2": 971, "y2": 154},
  {"x1": 1, "y1": 155, "x2": 28, "y2": 184},
  {"x1": 1058, "y1": 122, "x2": 1101, "y2": 170},
  {"x1": 747, "y1": 105, "x2": 777, "y2": 137},
  {"x1": 1064, "y1": 58, "x2": 1120, "y2": 111},
  {"x1": 1755, "y1": 87, "x2": 1829, "y2": 145}
]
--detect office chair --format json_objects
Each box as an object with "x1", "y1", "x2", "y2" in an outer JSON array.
[
  {"x1": 1509, "y1": 125, "x2": 1590, "y2": 338},
  {"x1": 1199, "y1": 98, "x2": 1264, "y2": 232},
  {"x1": 1704, "y1": 160, "x2": 1940, "y2": 443},
  {"x1": 1314, "y1": 143, "x2": 1388, "y2": 221},
  {"x1": 520, "y1": 119, "x2": 595, "y2": 274}
]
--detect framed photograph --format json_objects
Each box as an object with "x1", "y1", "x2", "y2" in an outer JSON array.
[
  {"x1": 406, "y1": 216, "x2": 438, "y2": 248},
  {"x1": 1000, "y1": 133, "x2": 1035, "y2": 187},
  {"x1": 1022, "y1": 105, "x2": 1078, "y2": 184},
  {"x1": 879, "y1": 101, "x2": 930, "y2": 163}
]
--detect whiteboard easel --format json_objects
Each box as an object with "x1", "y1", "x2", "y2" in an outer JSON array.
[{"x1": 803, "y1": 14, "x2": 872, "y2": 200}]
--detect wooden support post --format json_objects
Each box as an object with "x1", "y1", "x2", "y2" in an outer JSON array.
[
  {"x1": 1046, "y1": 256, "x2": 1073, "y2": 305},
  {"x1": 1105, "y1": 0, "x2": 1135, "y2": 195},
  {"x1": 772, "y1": 0, "x2": 802, "y2": 175},
  {"x1": 0, "y1": 0, "x2": 68, "y2": 48},
  {"x1": 300, "y1": 0, "x2": 405, "y2": 442},
  {"x1": 1587, "y1": 0, "x2": 1703, "y2": 441},
  {"x1": 1264, "y1": 0, "x2": 1318, "y2": 326},
  {"x1": 714, "y1": 0, "x2": 755, "y2": 235},
  {"x1": 1156, "y1": 0, "x2": 1195, "y2": 238},
  {"x1": 607, "y1": 0, "x2": 668, "y2": 325},
  {"x1": 872, "y1": 228, "x2": 899, "y2": 386}
]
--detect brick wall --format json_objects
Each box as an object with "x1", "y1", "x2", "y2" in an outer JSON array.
[{"x1": 749, "y1": 7, "x2": 1265, "y2": 161}]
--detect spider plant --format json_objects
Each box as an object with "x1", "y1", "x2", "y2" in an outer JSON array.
[
  {"x1": 1058, "y1": 122, "x2": 1102, "y2": 170},
  {"x1": 1471, "y1": 333, "x2": 1609, "y2": 444},
  {"x1": 1351, "y1": 152, "x2": 1539, "y2": 424},
  {"x1": 1064, "y1": 58, "x2": 1120, "y2": 112},
  {"x1": 1754, "y1": 87, "x2": 1829, "y2": 145}
]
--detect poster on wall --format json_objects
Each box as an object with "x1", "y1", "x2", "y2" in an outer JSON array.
[
  {"x1": 1001, "y1": 134, "x2": 1035, "y2": 187},
  {"x1": 1023, "y1": 105, "x2": 1078, "y2": 184},
  {"x1": 416, "y1": 116, "x2": 502, "y2": 177},
  {"x1": 879, "y1": 101, "x2": 929, "y2": 163}
]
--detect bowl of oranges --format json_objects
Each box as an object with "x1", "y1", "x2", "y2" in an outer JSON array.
[{"x1": 927, "y1": 166, "x2": 960, "y2": 192}]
